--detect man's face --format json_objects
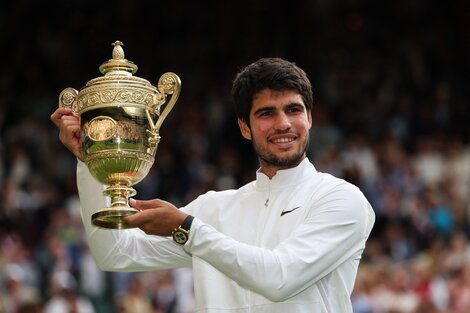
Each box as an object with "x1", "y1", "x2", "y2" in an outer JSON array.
[{"x1": 238, "y1": 88, "x2": 312, "y2": 177}]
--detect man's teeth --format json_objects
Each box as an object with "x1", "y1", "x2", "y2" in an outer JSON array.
[{"x1": 273, "y1": 138, "x2": 294, "y2": 143}]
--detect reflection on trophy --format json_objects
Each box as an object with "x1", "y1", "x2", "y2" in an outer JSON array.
[{"x1": 58, "y1": 41, "x2": 181, "y2": 229}]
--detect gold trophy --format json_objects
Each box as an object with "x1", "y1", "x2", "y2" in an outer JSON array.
[{"x1": 58, "y1": 41, "x2": 181, "y2": 229}]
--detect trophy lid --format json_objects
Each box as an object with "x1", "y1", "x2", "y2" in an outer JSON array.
[
  {"x1": 99, "y1": 41, "x2": 138, "y2": 76},
  {"x1": 82, "y1": 40, "x2": 154, "y2": 91},
  {"x1": 66, "y1": 40, "x2": 167, "y2": 114}
]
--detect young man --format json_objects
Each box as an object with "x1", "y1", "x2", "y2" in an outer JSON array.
[{"x1": 51, "y1": 57, "x2": 375, "y2": 312}]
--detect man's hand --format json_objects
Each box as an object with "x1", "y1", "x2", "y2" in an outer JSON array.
[
  {"x1": 50, "y1": 107, "x2": 83, "y2": 161},
  {"x1": 124, "y1": 198, "x2": 188, "y2": 236}
]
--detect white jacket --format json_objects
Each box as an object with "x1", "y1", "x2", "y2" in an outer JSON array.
[{"x1": 77, "y1": 158, "x2": 375, "y2": 313}]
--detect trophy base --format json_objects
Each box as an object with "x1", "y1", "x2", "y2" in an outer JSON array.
[{"x1": 92, "y1": 207, "x2": 138, "y2": 229}]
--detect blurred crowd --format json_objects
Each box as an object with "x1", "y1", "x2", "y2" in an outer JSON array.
[{"x1": 1, "y1": 1, "x2": 470, "y2": 312}]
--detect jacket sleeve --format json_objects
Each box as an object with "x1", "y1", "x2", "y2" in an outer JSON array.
[
  {"x1": 183, "y1": 184, "x2": 375, "y2": 302},
  {"x1": 76, "y1": 161, "x2": 192, "y2": 272}
]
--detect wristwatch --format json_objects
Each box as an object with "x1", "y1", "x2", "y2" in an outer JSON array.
[{"x1": 172, "y1": 215, "x2": 194, "y2": 245}]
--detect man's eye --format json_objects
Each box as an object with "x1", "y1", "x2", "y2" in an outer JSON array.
[
  {"x1": 287, "y1": 106, "x2": 303, "y2": 113},
  {"x1": 259, "y1": 111, "x2": 272, "y2": 117}
]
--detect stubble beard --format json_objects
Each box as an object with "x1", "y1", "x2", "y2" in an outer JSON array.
[{"x1": 252, "y1": 133, "x2": 310, "y2": 168}]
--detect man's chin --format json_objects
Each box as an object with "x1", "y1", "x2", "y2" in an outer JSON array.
[{"x1": 261, "y1": 153, "x2": 305, "y2": 168}]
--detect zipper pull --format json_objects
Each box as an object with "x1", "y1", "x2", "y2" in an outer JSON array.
[{"x1": 264, "y1": 198, "x2": 269, "y2": 207}]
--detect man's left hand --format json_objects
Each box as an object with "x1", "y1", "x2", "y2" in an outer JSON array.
[{"x1": 123, "y1": 198, "x2": 187, "y2": 236}]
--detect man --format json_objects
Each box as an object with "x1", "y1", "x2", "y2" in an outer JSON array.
[{"x1": 51, "y1": 57, "x2": 375, "y2": 312}]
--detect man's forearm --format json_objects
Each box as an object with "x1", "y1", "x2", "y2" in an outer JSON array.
[
  {"x1": 76, "y1": 160, "x2": 192, "y2": 272},
  {"x1": 77, "y1": 160, "x2": 123, "y2": 267}
]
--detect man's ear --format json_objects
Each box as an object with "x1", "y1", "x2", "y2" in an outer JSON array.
[
  {"x1": 308, "y1": 110, "x2": 313, "y2": 129},
  {"x1": 237, "y1": 118, "x2": 252, "y2": 140}
]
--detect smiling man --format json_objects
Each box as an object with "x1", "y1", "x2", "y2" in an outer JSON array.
[
  {"x1": 51, "y1": 57, "x2": 375, "y2": 313},
  {"x1": 239, "y1": 88, "x2": 311, "y2": 177}
]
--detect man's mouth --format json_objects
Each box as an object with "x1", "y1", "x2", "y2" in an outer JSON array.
[
  {"x1": 269, "y1": 133, "x2": 298, "y2": 144},
  {"x1": 272, "y1": 137, "x2": 295, "y2": 143}
]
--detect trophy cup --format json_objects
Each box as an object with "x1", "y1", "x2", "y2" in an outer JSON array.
[{"x1": 58, "y1": 41, "x2": 181, "y2": 229}]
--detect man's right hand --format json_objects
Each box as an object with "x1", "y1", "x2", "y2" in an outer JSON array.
[{"x1": 50, "y1": 107, "x2": 83, "y2": 161}]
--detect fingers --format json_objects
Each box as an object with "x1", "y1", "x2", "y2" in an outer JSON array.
[
  {"x1": 123, "y1": 208, "x2": 163, "y2": 234},
  {"x1": 125, "y1": 198, "x2": 184, "y2": 233},
  {"x1": 50, "y1": 107, "x2": 74, "y2": 127},
  {"x1": 51, "y1": 107, "x2": 83, "y2": 160},
  {"x1": 58, "y1": 116, "x2": 78, "y2": 141},
  {"x1": 124, "y1": 209, "x2": 152, "y2": 227},
  {"x1": 59, "y1": 115, "x2": 80, "y2": 132},
  {"x1": 125, "y1": 199, "x2": 166, "y2": 229},
  {"x1": 129, "y1": 198, "x2": 168, "y2": 211},
  {"x1": 123, "y1": 203, "x2": 188, "y2": 236}
]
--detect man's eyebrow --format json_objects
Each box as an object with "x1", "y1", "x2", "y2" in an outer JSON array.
[{"x1": 286, "y1": 102, "x2": 305, "y2": 109}]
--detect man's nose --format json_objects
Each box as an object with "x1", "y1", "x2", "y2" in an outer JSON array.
[{"x1": 274, "y1": 112, "x2": 291, "y2": 130}]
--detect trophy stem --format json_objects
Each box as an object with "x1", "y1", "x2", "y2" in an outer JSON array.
[{"x1": 91, "y1": 185, "x2": 138, "y2": 229}]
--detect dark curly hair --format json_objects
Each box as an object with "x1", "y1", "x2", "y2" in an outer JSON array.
[{"x1": 232, "y1": 58, "x2": 313, "y2": 125}]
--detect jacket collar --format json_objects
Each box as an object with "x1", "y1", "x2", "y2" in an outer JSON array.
[{"x1": 255, "y1": 158, "x2": 317, "y2": 190}]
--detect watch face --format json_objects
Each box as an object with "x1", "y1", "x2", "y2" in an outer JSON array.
[{"x1": 173, "y1": 229, "x2": 188, "y2": 244}]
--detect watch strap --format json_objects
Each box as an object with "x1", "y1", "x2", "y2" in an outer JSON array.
[{"x1": 180, "y1": 214, "x2": 194, "y2": 231}]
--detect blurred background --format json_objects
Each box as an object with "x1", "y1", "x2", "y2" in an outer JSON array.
[{"x1": 1, "y1": 0, "x2": 470, "y2": 312}]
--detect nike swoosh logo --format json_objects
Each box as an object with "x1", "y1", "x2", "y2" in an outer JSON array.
[{"x1": 281, "y1": 206, "x2": 300, "y2": 216}]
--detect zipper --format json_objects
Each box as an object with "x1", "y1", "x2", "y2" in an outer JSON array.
[
  {"x1": 250, "y1": 179, "x2": 273, "y2": 310},
  {"x1": 264, "y1": 180, "x2": 271, "y2": 207},
  {"x1": 256, "y1": 179, "x2": 271, "y2": 243},
  {"x1": 250, "y1": 180, "x2": 272, "y2": 311}
]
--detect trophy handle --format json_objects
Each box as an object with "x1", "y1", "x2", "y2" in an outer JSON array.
[
  {"x1": 58, "y1": 88, "x2": 79, "y2": 111},
  {"x1": 154, "y1": 72, "x2": 181, "y2": 131},
  {"x1": 145, "y1": 73, "x2": 181, "y2": 151}
]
